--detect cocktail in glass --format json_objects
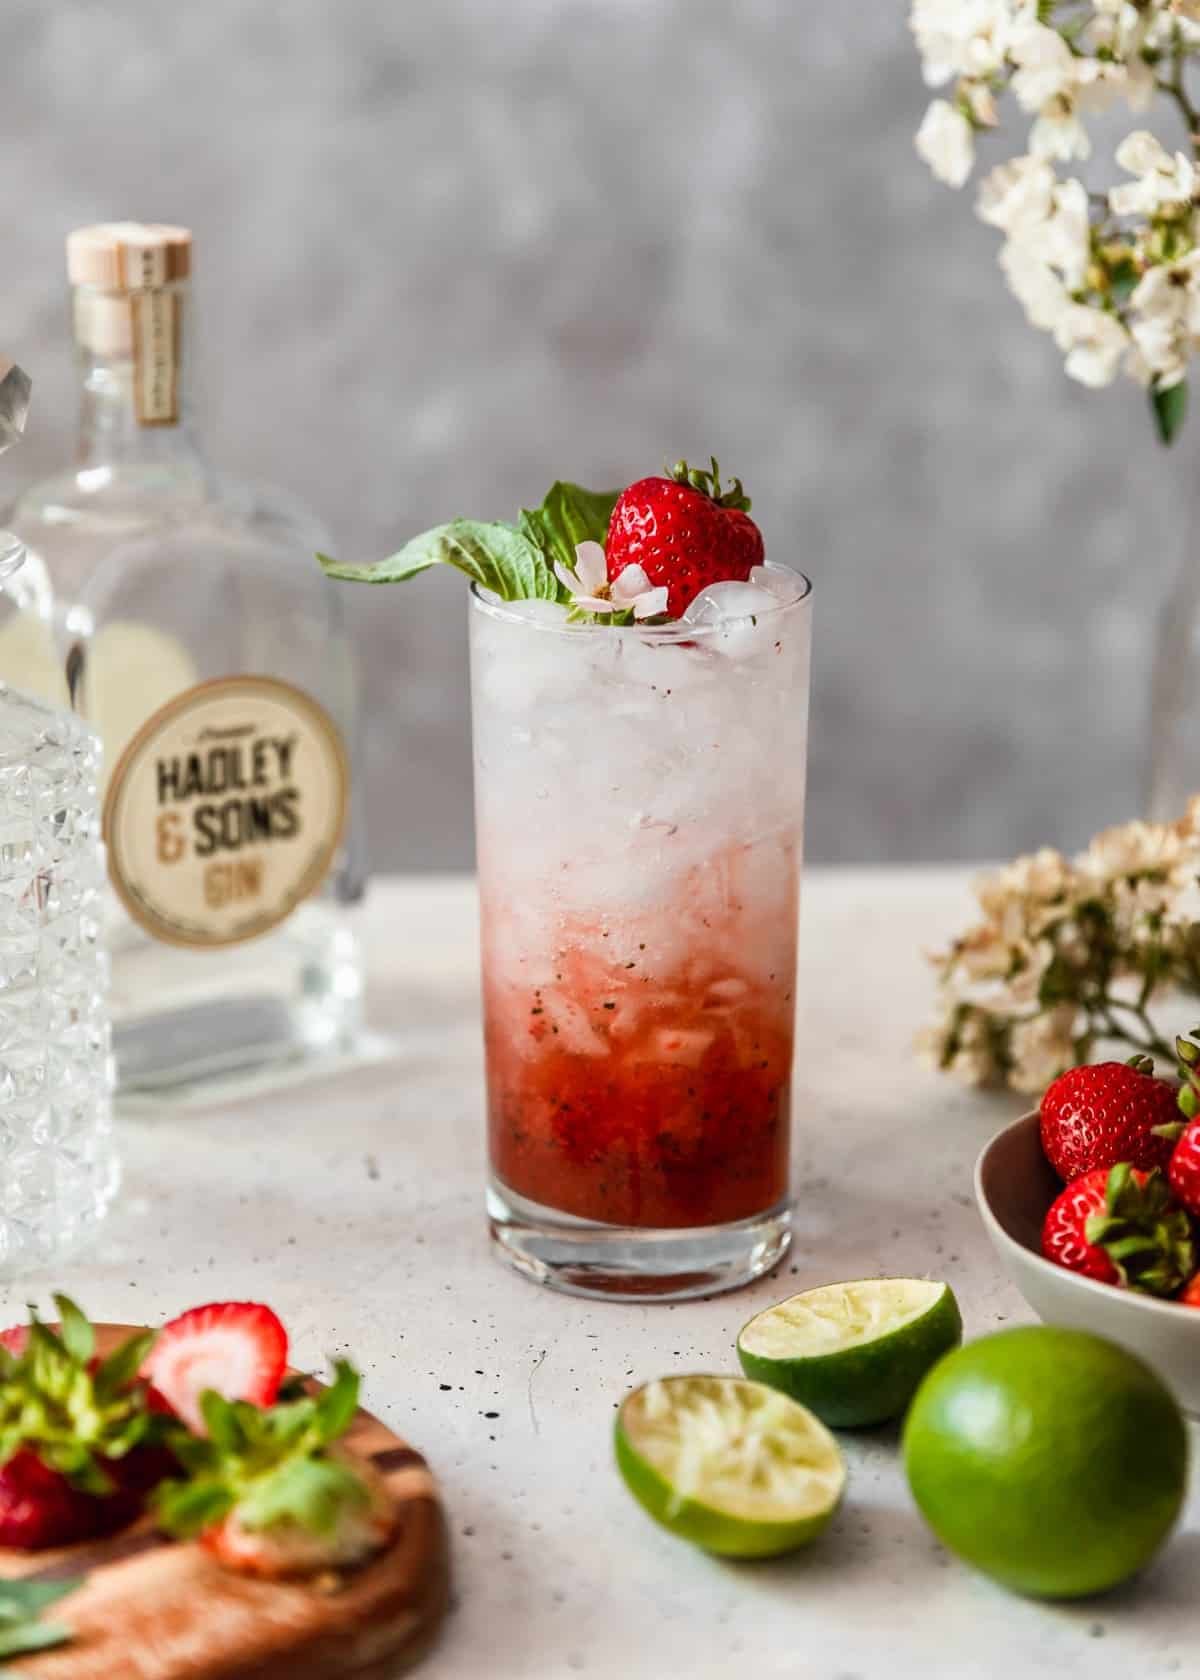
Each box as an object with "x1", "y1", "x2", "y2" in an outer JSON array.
[{"x1": 470, "y1": 567, "x2": 812, "y2": 1299}]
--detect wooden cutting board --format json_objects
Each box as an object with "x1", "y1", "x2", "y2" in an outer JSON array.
[{"x1": 0, "y1": 1326, "x2": 450, "y2": 1679}]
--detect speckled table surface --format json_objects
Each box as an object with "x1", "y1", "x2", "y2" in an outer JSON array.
[{"x1": 5, "y1": 872, "x2": 1196, "y2": 1680}]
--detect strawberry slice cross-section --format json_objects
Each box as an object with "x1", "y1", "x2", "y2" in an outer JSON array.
[{"x1": 143, "y1": 1302, "x2": 288, "y2": 1435}]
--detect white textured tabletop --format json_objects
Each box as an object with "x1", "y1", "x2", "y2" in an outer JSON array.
[{"x1": 6, "y1": 871, "x2": 1197, "y2": 1680}]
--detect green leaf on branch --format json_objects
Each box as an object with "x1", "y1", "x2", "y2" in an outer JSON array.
[
  {"x1": 1108, "y1": 260, "x2": 1139, "y2": 303},
  {"x1": 1037, "y1": 953, "x2": 1077, "y2": 1008},
  {"x1": 318, "y1": 520, "x2": 560, "y2": 601},
  {"x1": 518, "y1": 481, "x2": 620, "y2": 576},
  {"x1": 1152, "y1": 380, "x2": 1188, "y2": 445}
]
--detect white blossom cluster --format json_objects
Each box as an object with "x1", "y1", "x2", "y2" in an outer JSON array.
[
  {"x1": 918, "y1": 798, "x2": 1200, "y2": 1091},
  {"x1": 911, "y1": 0, "x2": 1200, "y2": 430}
]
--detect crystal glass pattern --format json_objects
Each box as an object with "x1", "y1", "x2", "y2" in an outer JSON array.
[{"x1": 0, "y1": 668, "x2": 117, "y2": 1275}]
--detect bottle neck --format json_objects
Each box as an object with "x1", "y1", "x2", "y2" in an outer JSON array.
[{"x1": 72, "y1": 281, "x2": 206, "y2": 482}]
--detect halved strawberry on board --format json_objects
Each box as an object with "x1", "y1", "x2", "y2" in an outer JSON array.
[
  {"x1": 154, "y1": 1359, "x2": 397, "y2": 1581},
  {"x1": 0, "y1": 1296, "x2": 166, "y2": 1550},
  {"x1": 142, "y1": 1302, "x2": 288, "y2": 1435}
]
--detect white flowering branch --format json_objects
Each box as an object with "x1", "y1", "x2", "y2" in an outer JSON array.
[
  {"x1": 918, "y1": 799, "x2": 1200, "y2": 1092},
  {"x1": 911, "y1": 0, "x2": 1200, "y2": 439}
]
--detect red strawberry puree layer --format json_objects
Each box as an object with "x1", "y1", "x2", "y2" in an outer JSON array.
[{"x1": 483, "y1": 915, "x2": 795, "y2": 1229}]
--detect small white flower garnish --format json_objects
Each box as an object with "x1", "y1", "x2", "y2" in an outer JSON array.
[{"x1": 554, "y1": 540, "x2": 669, "y2": 621}]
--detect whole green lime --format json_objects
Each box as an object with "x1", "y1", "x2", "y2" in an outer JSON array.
[{"x1": 903, "y1": 1327, "x2": 1188, "y2": 1599}]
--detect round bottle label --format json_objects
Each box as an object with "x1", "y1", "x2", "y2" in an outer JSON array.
[{"x1": 103, "y1": 676, "x2": 349, "y2": 949}]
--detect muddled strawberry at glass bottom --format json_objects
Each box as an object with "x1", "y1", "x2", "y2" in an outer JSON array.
[
  {"x1": 470, "y1": 564, "x2": 812, "y2": 1301},
  {"x1": 484, "y1": 848, "x2": 796, "y2": 1229}
]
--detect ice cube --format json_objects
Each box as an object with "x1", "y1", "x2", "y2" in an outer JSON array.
[
  {"x1": 681, "y1": 581, "x2": 780, "y2": 659},
  {"x1": 748, "y1": 564, "x2": 806, "y2": 604},
  {"x1": 539, "y1": 990, "x2": 609, "y2": 1057},
  {"x1": 682, "y1": 581, "x2": 779, "y2": 625},
  {"x1": 473, "y1": 596, "x2": 578, "y2": 714}
]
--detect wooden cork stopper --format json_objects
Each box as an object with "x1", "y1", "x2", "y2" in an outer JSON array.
[{"x1": 67, "y1": 223, "x2": 192, "y2": 291}]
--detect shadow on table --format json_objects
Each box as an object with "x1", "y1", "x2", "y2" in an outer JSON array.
[
  {"x1": 1047, "y1": 1528, "x2": 1200, "y2": 1623},
  {"x1": 710, "y1": 1489, "x2": 1196, "y2": 1619},
  {"x1": 713, "y1": 1493, "x2": 942, "y2": 1591}
]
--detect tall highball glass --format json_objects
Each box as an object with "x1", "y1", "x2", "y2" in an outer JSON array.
[{"x1": 470, "y1": 567, "x2": 812, "y2": 1300}]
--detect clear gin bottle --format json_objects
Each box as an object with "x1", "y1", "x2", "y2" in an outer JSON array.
[{"x1": 6, "y1": 225, "x2": 366, "y2": 1094}]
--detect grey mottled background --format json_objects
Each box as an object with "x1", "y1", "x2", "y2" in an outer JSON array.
[{"x1": 2, "y1": 0, "x2": 1185, "y2": 869}]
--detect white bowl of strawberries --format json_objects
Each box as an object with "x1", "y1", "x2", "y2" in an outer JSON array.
[{"x1": 975, "y1": 1047, "x2": 1200, "y2": 1413}]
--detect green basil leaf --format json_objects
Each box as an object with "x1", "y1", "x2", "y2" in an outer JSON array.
[
  {"x1": 200, "y1": 1390, "x2": 244, "y2": 1456},
  {"x1": 155, "y1": 1476, "x2": 237, "y2": 1539},
  {"x1": 318, "y1": 519, "x2": 558, "y2": 601},
  {"x1": 0, "y1": 1617, "x2": 73, "y2": 1659},
  {"x1": 518, "y1": 481, "x2": 620, "y2": 575},
  {"x1": 236, "y1": 1454, "x2": 368, "y2": 1539},
  {"x1": 0, "y1": 1578, "x2": 81, "y2": 1663},
  {"x1": 94, "y1": 1329, "x2": 156, "y2": 1402},
  {"x1": 229, "y1": 1399, "x2": 270, "y2": 1450},
  {"x1": 262, "y1": 1398, "x2": 319, "y2": 1452},
  {"x1": 169, "y1": 1432, "x2": 220, "y2": 1476},
  {"x1": 0, "y1": 1579, "x2": 82, "y2": 1618},
  {"x1": 28, "y1": 1320, "x2": 74, "y2": 1401},
  {"x1": 315, "y1": 1361, "x2": 360, "y2": 1446},
  {"x1": 51, "y1": 1296, "x2": 93, "y2": 1367},
  {"x1": 42, "y1": 1444, "x2": 113, "y2": 1497}
]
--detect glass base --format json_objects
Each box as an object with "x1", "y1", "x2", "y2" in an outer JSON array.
[{"x1": 487, "y1": 1180, "x2": 792, "y2": 1302}]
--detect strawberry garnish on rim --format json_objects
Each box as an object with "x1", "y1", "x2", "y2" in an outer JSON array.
[
  {"x1": 142, "y1": 1302, "x2": 288, "y2": 1436},
  {"x1": 606, "y1": 457, "x2": 764, "y2": 618}
]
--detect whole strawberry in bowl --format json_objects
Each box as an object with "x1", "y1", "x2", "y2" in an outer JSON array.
[
  {"x1": 977, "y1": 1048, "x2": 1200, "y2": 1414},
  {"x1": 1039, "y1": 1056, "x2": 1182, "y2": 1183},
  {"x1": 1041, "y1": 1164, "x2": 1193, "y2": 1295}
]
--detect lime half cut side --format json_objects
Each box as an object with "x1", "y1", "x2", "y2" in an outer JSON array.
[
  {"x1": 614, "y1": 1374, "x2": 845, "y2": 1558},
  {"x1": 737, "y1": 1278, "x2": 962, "y2": 1427}
]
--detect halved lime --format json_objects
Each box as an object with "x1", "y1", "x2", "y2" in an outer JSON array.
[
  {"x1": 614, "y1": 1374, "x2": 845, "y2": 1557},
  {"x1": 737, "y1": 1278, "x2": 962, "y2": 1427}
]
